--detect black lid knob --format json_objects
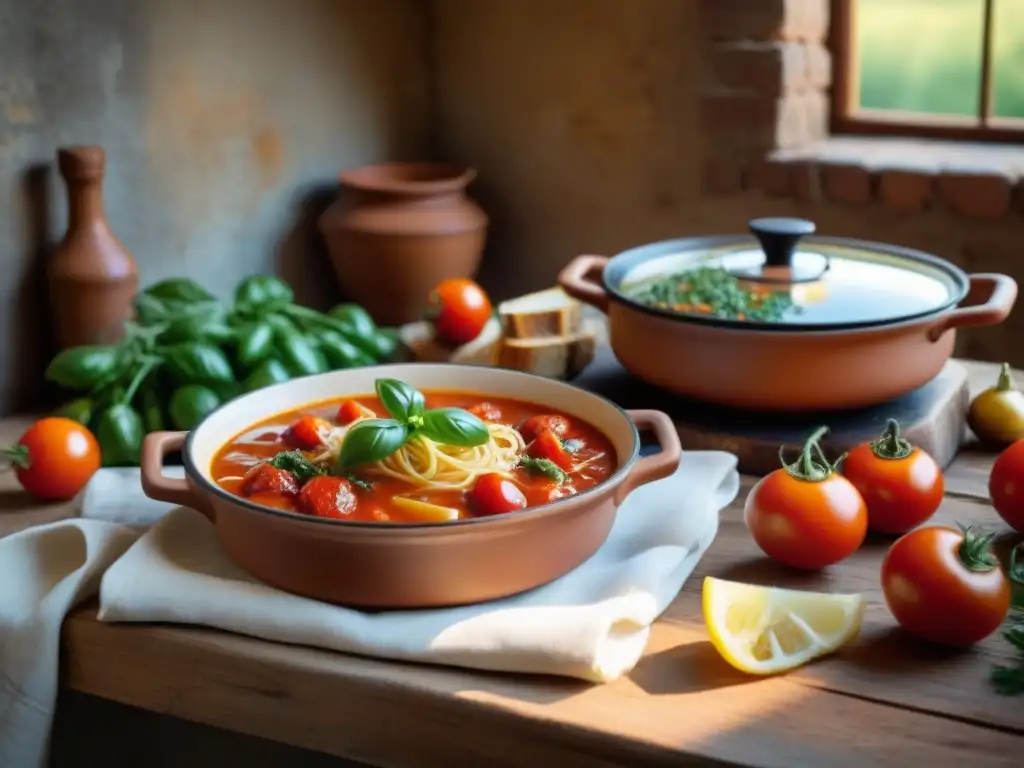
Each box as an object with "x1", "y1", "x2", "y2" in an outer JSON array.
[{"x1": 748, "y1": 217, "x2": 816, "y2": 268}]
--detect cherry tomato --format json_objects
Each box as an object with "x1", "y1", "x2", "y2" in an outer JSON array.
[
  {"x1": 841, "y1": 419, "x2": 944, "y2": 534},
  {"x1": 241, "y1": 463, "x2": 300, "y2": 497},
  {"x1": 744, "y1": 426, "x2": 867, "y2": 570},
  {"x1": 1, "y1": 417, "x2": 100, "y2": 500},
  {"x1": 283, "y1": 414, "x2": 332, "y2": 450},
  {"x1": 428, "y1": 278, "x2": 492, "y2": 345},
  {"x1": 519, "y1": 415, "x2": 569, "y2": 444},
  {"x1": 337, "y1": 400, "x2": 369, "y2": 425},
  {"x1": 468, "y1": 473, "x2": 527, "y2": 516},
  {"x1": 988, "y1": 438, "x2": 1024, "y2": 532},
  {"x1": 297, "y1": 476, "x2": 357, "y2": 518},
  {"x1": 881, "y1": 525, "x2": 1010, "y2": 645},
  {"x1": 527, "y1": 429, "x2": 574, "y2": 471},
  {"x1": 467, "y1": 401, "x2": 503, "y2": 422}
]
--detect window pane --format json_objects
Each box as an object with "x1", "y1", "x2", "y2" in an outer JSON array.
[
  {"x1": 856, "y1": 0, "x2": 984, "y2": 117},
  {"x1": 993, "y1": 0, "x2": 1024, "y2": 118}
]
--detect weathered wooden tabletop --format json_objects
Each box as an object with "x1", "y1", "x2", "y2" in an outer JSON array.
[{"x1": 2, "y1": 360, "x2": 1022, "y2": 767}]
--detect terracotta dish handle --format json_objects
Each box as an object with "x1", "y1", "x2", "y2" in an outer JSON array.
[
  {"x1": 557, "y1": 255, "x2": 611, "y2": 312},
  {"x1": 927, "y1": 273, "x2": 1018, "y2": 341},
  {"x1": 614, "y1": 410, "x2": 682, "y2": 505},
  {"x1": 140, "y1": 431, "x2": 213, "y2": 520}
]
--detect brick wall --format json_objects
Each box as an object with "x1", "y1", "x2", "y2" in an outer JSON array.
[{"x1": 698, "y1": 0, "x2": 1024, "y2": 224}]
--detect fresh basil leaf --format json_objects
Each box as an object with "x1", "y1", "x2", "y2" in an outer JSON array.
[
  {"x1": 45, "y1": 345, "x2": 124, "y2": 390},
  {"x1": 419, "y1": 408, "x2": 489, "y2": 447},
  {"x1": 267, "y1": 450, "x2": 326, "y2": 483},
  {"x1": 1011, "y1": 544, "x2": 1024, "y2": 585},
  {"x1": 165, "y1": 342, "x2": 235, "y2": 384},
  {"x1": 144, "y1": 278, "x2": 217, "y2": 304},
  {"x1": 518, "y1": 456, "x2": 567, "y2": 484},
  {"x1": 335, "y1": 418, "x2": 409, "y2": 470},
  {"x1": 375, "y1": 378, "x2": 425, "y2": 422}
]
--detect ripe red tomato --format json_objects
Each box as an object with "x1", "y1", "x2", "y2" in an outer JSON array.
[
  {"x1": 989, "y1": 438, "x2": 1024, "y2": 532},
  {"x1": 241, "y1": 464, "x2": 300, "y2": 497},
  {"x1": 744, "y1": 427, "x2": 868, "y2": 570},
  {"x1": 841, "y1": 419, "x2": 944, "y2": 534},
  {"x1": 527, "y1": 429, "x2": 573, "y2": 471},
  {"x1": 881, "y1": 525, "x2": 1010, "y2": 645},
  {"x1": 469, "y1": 473, "x2": 527, "y2": 516},
  {"x1": 519, "y1": 414, "x2": 569, "y2": 444},
  {"x1": 297, "y1": 476, "x2": 357, "y2": 518},
  {"x1": 428, "y1": 278, "x2": 492, "y2": 345},
  {"x1": 1, "y1": 417, "x2": 100, "y2": 500}
]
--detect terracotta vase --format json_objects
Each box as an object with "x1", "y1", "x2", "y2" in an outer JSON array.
[
  {"x1": 319, "y1": 162, "x2": 488, "y2": 326},
  {"x1": 48, "y1": 145, "x2": 138, "y2": 350}
]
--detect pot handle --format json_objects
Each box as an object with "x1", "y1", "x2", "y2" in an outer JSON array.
[
  {"x1": 140, "y1": 431, "x2": 214, "y2": 521},
  {"x1": 614, "y1": 410, "x2": 682, "y2": 505},
  {"x1": 557, "y1": 255, "x2": 611, "y2": 312},
  {"x1": 927, "y1": 273, "x2": 1018, "y2": 342}
]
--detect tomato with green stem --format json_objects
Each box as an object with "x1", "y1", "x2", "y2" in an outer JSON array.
[
  {"x1": 1, "y1": 417, "x2": 101, "y2": 500},
  {"x1": 881, "y1": 525, "x2": 1010, "y2": 646},
  {"x1": 427, "y1": 278, "x2": 492, "y2": 346},
  {"x1": 744, "y1": 426, "x2": 868, "y2": 570},
  {"x1": 841, "y1": 418, "x2": 944, "y2": 534}
]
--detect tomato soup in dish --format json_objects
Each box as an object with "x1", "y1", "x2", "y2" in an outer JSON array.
[{"x1": 210, "y1": 377, "x2": 616, "y2": 524}]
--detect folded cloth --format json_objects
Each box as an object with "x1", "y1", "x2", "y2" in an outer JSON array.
[
  {"x1": 77, "y1": 465, "x2": 184, "y2": 527},
  {"x1": 0, "y1": 520, "x2": 138, "y2": 768},
  {"x1": 98, "y1": 451, "x2": 738, "y2": 683},
  {"x1": 0, "y1": 451, "x2": 737, "y2": 764}
]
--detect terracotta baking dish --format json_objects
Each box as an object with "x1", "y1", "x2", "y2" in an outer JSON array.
[
  {"x1": 140, "y1": 364, "x2": 681, "y2": 609},
  {"x1": 559, "y1": 217, "x2": 1017, "y2": 412}
]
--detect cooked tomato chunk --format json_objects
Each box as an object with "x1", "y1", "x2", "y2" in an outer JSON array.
[
  {"x1": 468, "y1": 473, "x2": 527, "y2": 516},
  {"x1": 282, "y1": 415, "x2": 332, "y2": 450},
  {"x1": 241, "y1": 463, "x2": 300, "y2": 497},
  {"x1": 337, "y1": 400, "x2": 371, "y2": 425},
  {"x1": 467, "y1": 401, "x2": 502, "y2": 422},
  {"x1": 527, "y1": 429, "x2": 574, "y2": 471},
  {"x1": 297, "y1": 476, "x2": 358, "y2": 518},
  {"x1": 519, "y1": 415, "x2": 569, "y2": 443}
]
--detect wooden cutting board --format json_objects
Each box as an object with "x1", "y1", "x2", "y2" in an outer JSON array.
[{"x1": 572, "y1": 344, "x2": 969, "y2": 476}]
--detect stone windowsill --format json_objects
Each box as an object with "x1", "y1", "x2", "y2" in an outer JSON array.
[{"x1": 758, "y1": 137, "x2": 1024, "y2": 218}]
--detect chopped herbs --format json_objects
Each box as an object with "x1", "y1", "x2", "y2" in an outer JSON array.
[
  {"x1": 342, "y1": 473, "x2": 373, "y2": 492},
  {"x1": 630, "y1": 266, "x2": 796, "y2": 323},
  {"x1": 267, "y1": 449, "x2": 373, "y2": 490},
  {"x1": 267, "y1": 450, "x2": 325, "y2": 483},
  {"x1": 518, "y1": 456, "x2": 567, "y2": 484}
]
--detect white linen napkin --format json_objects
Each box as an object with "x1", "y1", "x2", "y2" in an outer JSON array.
[
  {"x1": 97, "y1": 451, "x2": 738, "y2": 683},
  {"x1": 0, "y1": 520, "x2": 138, "y2": 768},
  {"x1": 0, "y1": 451, "x2": 737, "y2": 766}
]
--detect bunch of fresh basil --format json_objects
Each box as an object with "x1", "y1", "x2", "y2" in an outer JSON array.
[
  {"x1": 45, "y1": 276, "x2": 399, "y2": 467},
  {"x1": 335, "y1": 379, "x2": 490, "y2": 470}
]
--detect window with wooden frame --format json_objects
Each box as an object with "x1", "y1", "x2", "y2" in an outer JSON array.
[{"x1": 831, "y1": 0, "x2": 1024, "y2": 143}]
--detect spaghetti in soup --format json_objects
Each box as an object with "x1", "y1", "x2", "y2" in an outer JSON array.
[{"x1": 210, "y1": 378, "x2": 617, "y2": 523}]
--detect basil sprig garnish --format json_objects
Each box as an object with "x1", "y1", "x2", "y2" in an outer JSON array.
[{"x1": 334, "y1": 378, "x2": 489, "y2": 470}]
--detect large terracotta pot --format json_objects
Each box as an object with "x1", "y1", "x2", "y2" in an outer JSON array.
[
  {"x1": 319, "y1": 163, "x2": 488, "y2": 326},
  {"x1": 558, "y1": 217, "x2": 1017, "y2": 412},
  {"x1": 139, "y1": 363, "x2": 681, "y2": 609}
]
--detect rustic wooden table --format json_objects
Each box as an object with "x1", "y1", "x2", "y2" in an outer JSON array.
[{"x1": 2, "y1": 361, "x2": 1022, "y2": 767}]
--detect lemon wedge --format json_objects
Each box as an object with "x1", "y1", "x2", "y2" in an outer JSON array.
[{"x1": 702, "y1": 576, "x2": 865, "y2": 675}]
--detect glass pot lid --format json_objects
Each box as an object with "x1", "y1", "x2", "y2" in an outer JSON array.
[{"x1": 608, "y1": 217, "x2": 969, "y2": 331}]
